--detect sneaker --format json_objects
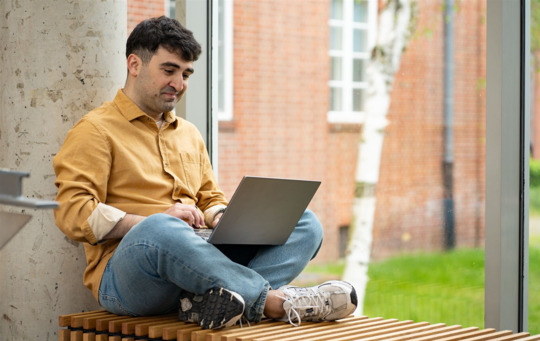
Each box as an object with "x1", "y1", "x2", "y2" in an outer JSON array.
[
  {"x1": 178, "y1": 287, "x2": 245, "y2": 329},
  {"x1": 277, "y1": 280, "x2": 358, "y2": 326}
]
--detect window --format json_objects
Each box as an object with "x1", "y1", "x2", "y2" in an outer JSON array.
[{"x1": 328, "y1": 0, "x2": 377, "y2": 123}]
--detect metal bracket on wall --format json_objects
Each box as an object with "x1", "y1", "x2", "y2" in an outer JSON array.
[{"x1": 0, "y1": 168, "x2": 58, "y2": 249}]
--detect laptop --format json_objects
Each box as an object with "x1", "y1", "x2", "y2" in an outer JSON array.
[{"x1": 195, "y1": 176, "x2": 320, "y2": 245}]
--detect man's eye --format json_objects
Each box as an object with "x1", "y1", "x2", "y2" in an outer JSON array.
[
  {"x1": 183, "y1": 74, "x2": 191, "y2": 80},
  {"x1": 164, "y1": 69, "x2": 174, "y2": 74}
]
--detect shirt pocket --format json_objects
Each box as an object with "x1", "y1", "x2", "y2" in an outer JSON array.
[{"x1": 179, "y1": 151, "x2": 203, "y2": 195}]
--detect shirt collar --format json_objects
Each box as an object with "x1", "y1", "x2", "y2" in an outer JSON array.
[{"x1": 113, "y1": 89, "x2": 179, "y2": 128}]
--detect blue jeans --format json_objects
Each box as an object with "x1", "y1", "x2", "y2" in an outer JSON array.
[{"x1": 98, "y1": 209, "x2": 323, "y2": 322}]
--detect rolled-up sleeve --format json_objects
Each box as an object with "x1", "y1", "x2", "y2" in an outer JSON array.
[
  {"x1": 88, "y1": 203, "x2": 126, "y2": 241},
  {"x1": 53, "y1": 119, "x2": 112, "y2": 245}
]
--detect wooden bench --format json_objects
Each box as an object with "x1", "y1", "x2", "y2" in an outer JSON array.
[{"x1": 58, "y1": 310, "x2": 540, "y2": 341}]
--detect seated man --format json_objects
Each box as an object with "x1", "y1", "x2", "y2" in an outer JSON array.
[{"x1": 53, "y1": 16, "x2": 357, "y2": 329}]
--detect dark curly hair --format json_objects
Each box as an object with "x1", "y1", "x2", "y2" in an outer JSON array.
[{"x1": 126, "y1": 16, "x2": 202, "y2": 63}]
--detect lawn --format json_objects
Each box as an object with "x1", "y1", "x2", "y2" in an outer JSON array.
[
  {"x1": 363, "y1": 249, "x2": 485, "y2": 329},
  {"x1": 304, "y1": 245, "x2": 540, "y2": 334}
]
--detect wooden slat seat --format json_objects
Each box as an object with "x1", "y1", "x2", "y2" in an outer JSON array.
[{"x1": 58, "y1": 310, "x2": 540, "y2": 341}]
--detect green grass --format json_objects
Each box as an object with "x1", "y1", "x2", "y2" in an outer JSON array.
[
  {"x1": 363, "y1": 249, "x2": 485, "y2": 329},
  {"x1": 303, "y1": 246, "x2": 540, "y2": 334}
]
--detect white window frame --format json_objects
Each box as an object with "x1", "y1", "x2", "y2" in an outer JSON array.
[
  {"x1": 213, "y1": 0, "x2": 234, "y2": 122},
  {"x1": 328, "y1": 0, "x2": 378, "y2": 124}
]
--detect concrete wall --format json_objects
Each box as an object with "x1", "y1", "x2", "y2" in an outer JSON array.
[{"x1": 0, "y1": 1, "x2": 127, "y2": 339}]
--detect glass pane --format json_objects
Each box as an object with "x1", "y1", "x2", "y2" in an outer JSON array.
[
  {"x1": 331, "y1": 0, "x2": 343, "y2": 20},
  {"x1": 354, "y1": 0, "x2": 368, "y2": 23},
  {"x1": 331, "y1": 56, "x2": 343, "y2": 81},
  {"x1": 216, "y1": 0, "x2": 486, "y2": 331},
  {"x1": 353, "y1": 28, "x2": 367, "y2": 52},
  {"x1": 352, "y1": 88, "x2": 363, "y2": 111},
  {"x1": 331, "y1": 26, "x2": 343, "y2": 50},
  {"x1": 352, "y1": 58, "x2": 364, "y2": 82},
  {"x1": 360, "y1": 0, "x2": 486, "y2": 330},
  {"x1": 330, "y1": 87, "x2": 343, "y2": 111}
]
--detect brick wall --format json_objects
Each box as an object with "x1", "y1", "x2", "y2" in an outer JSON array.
[
  {"x1": 370, "y1": 0, "x2": 486, "y2": 260},
  {"x1": 217, "y1": 0, "x2": 358, "y2": 262},
  {"x1": 127, "y1": 0, "x2": 165, "y2": 34}
]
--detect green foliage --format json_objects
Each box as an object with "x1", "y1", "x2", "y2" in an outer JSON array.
[
  {"x1": 530, "y1": 159, "x2": 540, "y2": 214},
  {"x1": 531, "y1": 186, "x2": 540, "y2": 215},
  {"x1": 531, "y1": 158, "x2": 540, "y2": 188},
  {"x1": 532, "y1": 0, "x2": 540, "y2": 52}
]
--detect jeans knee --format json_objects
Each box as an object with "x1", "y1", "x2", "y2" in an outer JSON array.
[{"x1": 300, "y1": 209, "x2": 324, "y2": 247}]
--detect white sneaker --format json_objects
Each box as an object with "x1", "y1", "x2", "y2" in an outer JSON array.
[
  {"x1": 178, "y1": 287, "x2": 245, "y2": 329},
  {"x1": 277, "y1": 281, "x2": 358, "y2": 326}
]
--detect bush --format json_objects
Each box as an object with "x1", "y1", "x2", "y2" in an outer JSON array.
[{"x1": 531, "y1": 158, "x2": 540, "y2": 188}]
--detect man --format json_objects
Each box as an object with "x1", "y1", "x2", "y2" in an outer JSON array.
[{"x1": 54, "y1": 16, "x2": 357, "y2": 329}]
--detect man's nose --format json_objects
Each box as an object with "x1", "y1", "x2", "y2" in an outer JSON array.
[{"x1": 169, "y1": 78, "x2": 184, "y2": 92}]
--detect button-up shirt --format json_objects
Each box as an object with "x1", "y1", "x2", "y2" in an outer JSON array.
[{"x1": 53, "y1": 89, "x2": 227, "y2": 300}]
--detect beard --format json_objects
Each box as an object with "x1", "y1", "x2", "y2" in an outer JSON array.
[
  {"x1": 157, "y1": 87, "x2": 181, "y2": 112},
  {"x1": 146, "y1": 89, "x2": 177, "y2": 114}
]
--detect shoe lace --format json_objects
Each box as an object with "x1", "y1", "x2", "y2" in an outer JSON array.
[
  {"x1": 237, "y1": 315, "x2": 251, "y2": 328},
  {"x1": 278, "y1": 289, "x2": 330, "y2": 327}
]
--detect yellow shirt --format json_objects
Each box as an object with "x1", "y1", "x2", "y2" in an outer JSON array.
[{"x1": 53, "y1": 89, "x2": 227, "y2": 300}]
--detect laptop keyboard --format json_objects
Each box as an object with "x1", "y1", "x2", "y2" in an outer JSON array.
[{"x1": 194, "y1": 228, "x2": 213, "y2": 240}]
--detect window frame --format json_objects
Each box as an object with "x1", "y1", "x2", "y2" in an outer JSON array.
[
  {"x1": 328, "y1": 0, "x2": 378, "y2": 124},
  {"x1": 214, "y1": 0, "x2": 234, "y2": 122},
  {"x1": 485, "y1": 0, "x2": 530, "y2": 332}
]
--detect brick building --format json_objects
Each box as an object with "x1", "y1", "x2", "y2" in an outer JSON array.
[
  {"x1": 127, "y1": 0, "x2": 487, "y2": 262},
  {"x1": 370, "y1": 0, "x2": 486, "y2": 259}
]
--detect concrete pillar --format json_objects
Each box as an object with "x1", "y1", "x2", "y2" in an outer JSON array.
[{"x1": 0, "y1": 1, "x2": 127, "y2": 339}]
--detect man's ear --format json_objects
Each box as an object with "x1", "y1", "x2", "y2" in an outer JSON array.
[{"x1": 126, "y1": 54, "x2": 142, "y2": 77}]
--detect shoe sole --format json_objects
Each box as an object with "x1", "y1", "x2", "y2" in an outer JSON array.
[{"x1": 178, "y1": 287, "x2": 244, "y2": 329}]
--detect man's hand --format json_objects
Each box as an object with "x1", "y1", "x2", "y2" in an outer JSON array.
[
  {"x1": 164, "y1": 203, "x2": 204, "y2": 228},
  {"x1": 211, "y1": 212, "x2": 223, "y2": 228}
]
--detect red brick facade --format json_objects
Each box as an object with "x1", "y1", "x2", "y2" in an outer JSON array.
[
  {"x1": 127, "y1": 0, "x2": 487, "y2": 262},
  {"x1": 217, "y1": 0, "x2": 357, "y2": 261},
  {"x1": 371, "y1": 0, "x2": 486, "y2": 259},
  {"x1": 127, "y1": 0, "x2": 165, "y2": 33}
]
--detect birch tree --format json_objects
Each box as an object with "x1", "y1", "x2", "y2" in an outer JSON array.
[{"x1": 342, "y1": 0, "x2": 417, "y2": 315}]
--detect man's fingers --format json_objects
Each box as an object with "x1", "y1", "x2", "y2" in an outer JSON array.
[
  {"x1": 194, "y1": 207, "x2": 204, "y2": 227},
  {"x1": 166, "y1": 203, "x2": 204, "y2": 228}
]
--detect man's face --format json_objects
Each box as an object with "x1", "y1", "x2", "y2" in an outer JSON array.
[{"x1": 131, "y1": 46, "x2": 194, "y2": 116}]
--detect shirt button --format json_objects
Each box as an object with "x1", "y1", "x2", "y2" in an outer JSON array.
[{"x1": 164, "y1": 163, "x2": 168, "y2": 167}]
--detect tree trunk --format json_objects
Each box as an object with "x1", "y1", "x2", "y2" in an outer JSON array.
[{"x1": 342, "y1": 0, "x2": 417, "y2": 315}]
